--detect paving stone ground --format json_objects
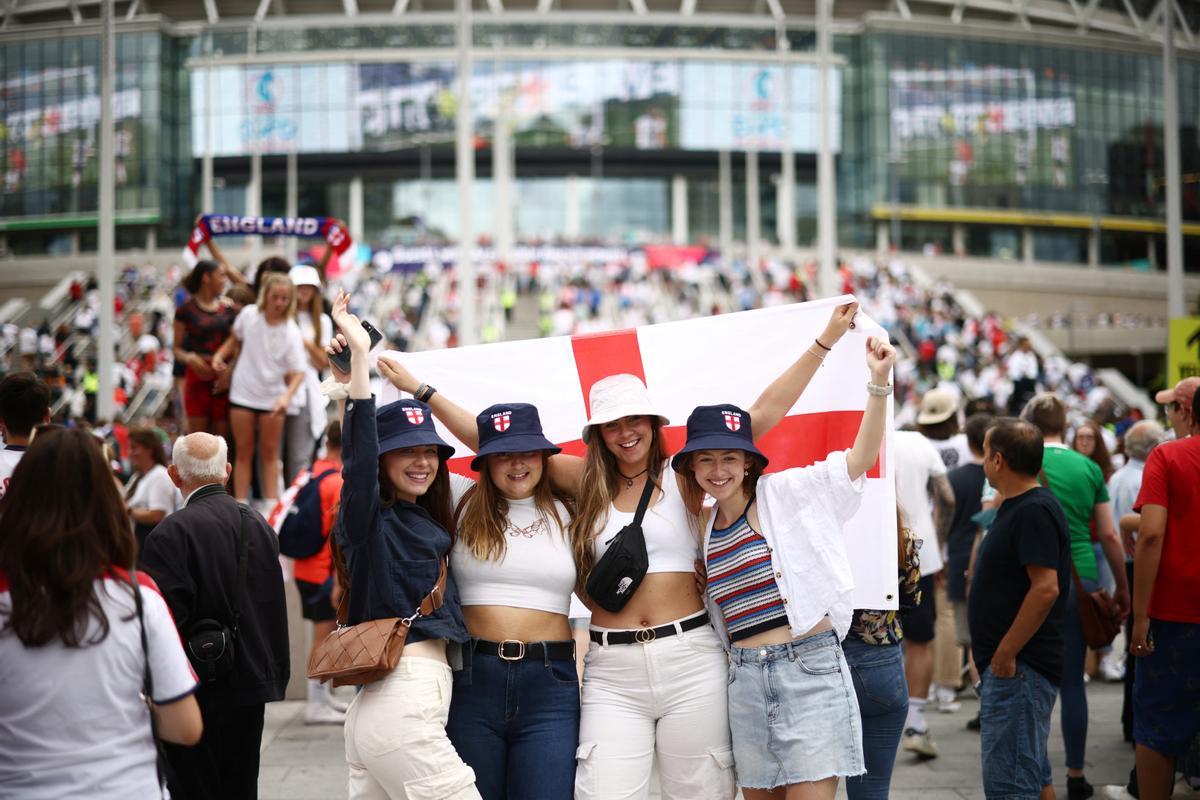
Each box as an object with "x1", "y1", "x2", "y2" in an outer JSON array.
[{"x1": 259, "y1": 677, "x2": 1141, "y2": 799}]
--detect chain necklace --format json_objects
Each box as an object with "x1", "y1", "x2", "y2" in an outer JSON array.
[
  {"x1": 617, "y1": 467, "x2": 649, "y2": 489},
  {"x1": 505, "y1": 515, "x2": 548, "y2": 538}
]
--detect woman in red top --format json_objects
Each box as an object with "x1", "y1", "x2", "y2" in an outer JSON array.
[{"x1": 173, "y1": 260, "x2": 237, "y2": 437}]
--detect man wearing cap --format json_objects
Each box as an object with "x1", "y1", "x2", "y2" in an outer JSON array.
[
  {"x1": 1129, "y1": 386, "x2": 1200, "y2": 800},
  {"x1": 1155, "y1": 377, "x2": 1200, "y2": 440}
]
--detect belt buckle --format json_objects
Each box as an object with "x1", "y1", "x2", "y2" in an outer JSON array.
[
  {"x1": 498, "y1": 639, "x2": 526, "y2": 661},
  {"x1": 634, "y1": 627, "x2": 656, "y2": 644}
]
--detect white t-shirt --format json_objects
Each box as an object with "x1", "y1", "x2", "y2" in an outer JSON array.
[
  {"x1": 124, "y1": 463, "x2": 182, "y2": 516},
  {"x1": 18, "y1": 327, "x2": 37, "y2": 355},
  {"x1": 893, "y1": 430, "x2": 947, "y2": 576},
  {"x1": 449, "y1": 474, "x2": 576, "y2": 616},
  {"x1": 930, "y1": 433, "x2": 973, "y2": 471},
  {"x1": 229, "y1": 305, "x2": 306, "y2": 411},
  {"x1": 0, "y1": 444, "x2": 25, "y2": 500},
  {"x1": 0, "y1": 572, "x2": 197, "y2": 799}
]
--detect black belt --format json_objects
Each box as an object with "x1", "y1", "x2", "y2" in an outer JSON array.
[
  {"x1": 590, "y1": 613, "x2": 710, "y2": 646},
  {"x1": 473, "y1": 639, "x2": 577, "y2": 662}
]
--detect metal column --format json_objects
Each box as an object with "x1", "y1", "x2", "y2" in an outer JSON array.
[
  {"x1": 97, "y1": 0, "x2": 115, "y2": 422},
  {"x1": 201, "y1": 60, "x2": 215, "y2": 214},
  {"x1": 285, "y1": 151, "x2": 298, "y2": 263},
  {"x1": 349, "y1": 175, "x2": 364, "y2": 245},
  {"x1": 671, "y1": 174, "x2": 688, "y2": 245},
  {"x1": 1164, "y1": 0, "x2": 1185, "y2": 318},
  {"x1": 494, "y1": 95, "x2": 515, "y2": 269},
  {"x1": 746, "y1": 151, "x2": 760, "y2": 268},
  {"x1": 815, "y1": 0, "x2": 837, "y2": 297},
  {"x1": 247, "y1": 154, "x2": 262, "y2": 265},
  {"x1": 718, "y1": 151, "x2": 733, "y2": 262},
  {"x1": 455, "y1": 0, "x2": 477, "y2": 345}
]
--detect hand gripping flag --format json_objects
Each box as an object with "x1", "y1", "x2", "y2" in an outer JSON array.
[
  {"x1": 183, "y1": 215, "x2": 352, "y2": 267},
  {"x1": 380, "y1": 295, "x2": 898, "y2": 610}
]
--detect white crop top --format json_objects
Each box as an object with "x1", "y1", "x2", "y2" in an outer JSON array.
[
  {"x1": 450, "y1": 474, "x2": 576, "y2": 616},
  {"x1": 593, "y1": 463, "x2": 698, "y2": 574}
]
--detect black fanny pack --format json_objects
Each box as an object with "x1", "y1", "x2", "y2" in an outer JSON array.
[
  {"x1": 586, "y1": 472, "x2": 656, "y2": 613},
  {"x1": 186, "y1": 505, "x2": 251, "y2": 683}
]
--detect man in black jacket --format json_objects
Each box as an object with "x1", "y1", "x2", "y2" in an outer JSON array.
[{"x1": 142, "y1": 432, "x2": 290, "y2": 800}]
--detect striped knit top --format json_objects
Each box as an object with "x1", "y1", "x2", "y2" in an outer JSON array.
[{"x1": 705, "y1": 511, "x2": 789, "y2": 642}]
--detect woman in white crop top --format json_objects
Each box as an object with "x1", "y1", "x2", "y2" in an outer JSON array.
[{"x1": 373, "y1": 362, "x2": 584, "y2": 800}]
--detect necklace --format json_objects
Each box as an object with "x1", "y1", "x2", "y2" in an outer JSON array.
[
  {"x1": 505, "y1": 516, "x2": 547, "y2": 538},
  {"x1": 617, "y1": 467, "x2": 649, "y2": 489}
]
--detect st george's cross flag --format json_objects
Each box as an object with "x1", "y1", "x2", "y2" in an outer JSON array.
[{"x1": 379, "y1": 294, "x2": 899, "y2": 610}]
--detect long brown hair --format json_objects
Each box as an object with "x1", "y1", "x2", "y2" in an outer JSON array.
[
  {"x1": 1073, "y1": 420, "x2": 1114, "y2": 482},
  {"x1": 674, "y1": 449, "x2": 767, "y2": 518},
  {"x1": 0, "y1": 428, "x2": 136, "y2": 647},
  {"x1": 455, "y1": 452, "x2": 572, "y2": 562},
  {"x1": 378, "y1": 454, "x2": 457, "y2": 543},
  {"x1": 569, "y1": 417, "x2": 670, "y2": 594}
]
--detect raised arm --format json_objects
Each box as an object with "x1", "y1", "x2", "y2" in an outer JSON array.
[
  {"x1": 846, "y1": 336, "x2": 896, "y2": 481},
  {"x1": 202, "y1": 234, "x2": 248, "y2": 288},
  {"x1": 377, "y1": 356, "x2": 480, "y2": 450},
  {"x1": 748, "y1": 301, "x2": 859, "y2": 441}
]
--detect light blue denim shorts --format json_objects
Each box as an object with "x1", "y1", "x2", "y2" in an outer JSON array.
[{"x1": 727, "y1": 630, "x2": 865, "y2": 789}]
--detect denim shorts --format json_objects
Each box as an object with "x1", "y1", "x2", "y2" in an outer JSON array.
[
  {"x1": 979, "y1": 661, "x2": 1057, "y2": 800},
  {"x1": 727, "y1": 630, "x2": 865, "y2": 789}
]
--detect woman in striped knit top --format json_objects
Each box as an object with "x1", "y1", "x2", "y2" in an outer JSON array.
[{"x1": 673, "y1": 335, "x2": 896, "y2": 800}]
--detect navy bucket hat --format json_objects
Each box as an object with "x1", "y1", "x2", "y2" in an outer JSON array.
[
  {"x1": 471, "y1": 402, "x2": 561, "y2": 471},
  {"x1": 376, "y1": 399, "x2": 455, "y2": 461},
  {"x1": 671, "y1": 403, "x2": 769, "y2": 471}
]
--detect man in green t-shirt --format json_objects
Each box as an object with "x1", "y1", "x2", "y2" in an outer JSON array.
[{"x1": 1021, "y1": 394, "x2": 1131, "y2": 800}]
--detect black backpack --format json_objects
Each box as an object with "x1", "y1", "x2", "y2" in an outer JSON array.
[
  {"x1": 277, "y1": 468, "x2": 338, "y2": 559},
  {"x1": 585, "y1": 472, "x2": 655, "y2": 613}
]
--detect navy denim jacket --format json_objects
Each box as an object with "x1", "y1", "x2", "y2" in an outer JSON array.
[{"x1": 336, "y1": 396, "x2": 468, "y2": 646}]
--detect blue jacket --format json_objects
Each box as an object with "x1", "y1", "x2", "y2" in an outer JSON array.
[{"x1": 336, "y1": 396, "x2": 468, "y2": 645}]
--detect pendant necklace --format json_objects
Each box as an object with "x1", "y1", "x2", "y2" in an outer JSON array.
[{"x1": 618, "y1": 467, "x2": 649, "y2": 489}]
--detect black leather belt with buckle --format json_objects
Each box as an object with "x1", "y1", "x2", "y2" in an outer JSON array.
[
  {"x1": 590, "y1": 614, "x2": 710, "y2": 646},
  {"x1": 473, "y1": 639, "x2": 577, "y2": 662}
]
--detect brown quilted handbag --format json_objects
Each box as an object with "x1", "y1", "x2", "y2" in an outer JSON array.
[{"x1": 308, "y1": 558, "x2": 447, "y2": 688}]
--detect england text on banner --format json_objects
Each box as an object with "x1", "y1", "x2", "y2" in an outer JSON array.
[{"x1": 379, "y1": 295, "x2": 898, "y2": 611}]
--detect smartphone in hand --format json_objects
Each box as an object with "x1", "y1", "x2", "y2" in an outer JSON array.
[{"x1": 330, "y1": 320, "x2": 383, "y2": 374}]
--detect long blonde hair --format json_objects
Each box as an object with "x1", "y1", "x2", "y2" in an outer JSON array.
[
  {"x1": 256, "y1": 273, "x2": 297, "y2": 320},
  {"x1": 569, "y1": 417, "x2": 670, "y2": 595},
  {"x1": 455, "y1": 452, "x2": 572, "y2": 561}
]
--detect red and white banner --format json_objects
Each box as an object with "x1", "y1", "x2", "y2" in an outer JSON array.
[{"x1": 381, "y1": 295, "x2": 898, "y2": 610}]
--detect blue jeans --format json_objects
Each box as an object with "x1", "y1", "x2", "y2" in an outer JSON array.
[
  {"x1": 1061, "y1": 576, "x2": 1097, "y2": 771},
  {"x1": 980, "y1": 661, "x2": 1058, "y2": 800},
  {"x1": 446, "y1": 649, "x2": 580, "y2": 800},
  {"x1": 842, "y1": 639, "x2": 908, "y2": 800}
]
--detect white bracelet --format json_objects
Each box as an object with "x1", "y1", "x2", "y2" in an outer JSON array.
[{"x1": 866, "y1": 382, "x2": 893, "y2": 397}]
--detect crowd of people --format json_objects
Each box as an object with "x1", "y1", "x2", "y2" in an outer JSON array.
[{"x1": 0, "y1": 246, "x2": 1196, "y2": 800}]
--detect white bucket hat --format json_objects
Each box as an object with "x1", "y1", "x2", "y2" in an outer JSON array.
[{"x1": 582, "y1": 374, "x2": 670, "y2": 441}]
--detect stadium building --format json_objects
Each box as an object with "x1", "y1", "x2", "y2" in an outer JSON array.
[{"x1": 1, "y1": 0, "x2": 1199, "y2": 335}]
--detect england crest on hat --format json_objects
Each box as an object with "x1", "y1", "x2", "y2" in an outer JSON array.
[
  {"x1": 493, "y1": 411, "x2": 512, "y2": 432},
  {"x1": 404, "y1": 407, "x2": 425, "y2": 426},
  {"x1": 722, "y1": 410, "x2": 742, "y2": 431}
]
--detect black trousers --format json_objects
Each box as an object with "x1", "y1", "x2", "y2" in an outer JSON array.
[{"x1": 165, "y1": 702, "x2": 266, "y2": 800}]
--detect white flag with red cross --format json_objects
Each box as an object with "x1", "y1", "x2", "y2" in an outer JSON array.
[{"x1": 380, "y1": 294, "x2": 898, "y2": 610}]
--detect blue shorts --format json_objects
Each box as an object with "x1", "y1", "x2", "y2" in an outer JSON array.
[
  {"x1": 727, "y1": 630, "x2": 864, "y2": 789},
  {"x1": 979, "y1": 661, "x2": 1057, "y2": 800},
  {"x1": 1133, "y1": 620, "x2": 1200, "y2": 757}
]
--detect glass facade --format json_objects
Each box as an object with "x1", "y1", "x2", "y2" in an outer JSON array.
[
  {"x1": 0, "y1": 30, "x2": 190, "y2": 243},
  {"x1": 1, "y1": 19, "x2": 1199, "y2": 266}
]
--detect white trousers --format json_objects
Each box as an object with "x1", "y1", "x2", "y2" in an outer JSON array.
[
  {"x1": 344, "y1": 656, "x2": 481, "y2": 800},
  {"x1": 576, "y1": 616, "x2": 736, "y2": 800}
]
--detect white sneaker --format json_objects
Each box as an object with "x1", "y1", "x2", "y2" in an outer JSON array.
[
  {"x1": 902, "y1": 728, "x2": 939, "y2": 759},
  {"x1": 935, "y1": 685, "x2": 961, "y2": 713},
  {"x1": 1173, "y1": 776, "x2": 1200, "y2": 797},
  {"x1": 1102, "y1": 785, "x2": 1135, "y2": 800},
  {"x1": 326, "y1": 691, "x2": 351, "y2": 713},
  {"x1": 304, "y1": 702, "x2": 346, "y2": 725},
  {"x1": 1099, "y1": 653, "x2": 1125, "y2": 682}
]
